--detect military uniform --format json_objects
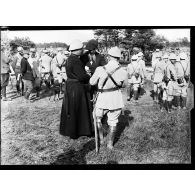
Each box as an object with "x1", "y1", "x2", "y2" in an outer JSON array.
[{"x1": 1, "y1": 51, "x2": 12, "y2": 100}]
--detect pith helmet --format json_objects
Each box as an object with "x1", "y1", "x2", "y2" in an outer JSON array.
[
  {"x1": 30, "y1": 48, "x2": 36, "y2": 53},
  {"x1": 169, "y1": 53, "x2": 177, "y2": 60},
  {"x1": 17, "y1": 46, "x2": 23, "y2": 52},
  {"x1": 137, "y1": 52, "x2": 144, "y2": 57},
  {"x1": 69, "y1": 39, "x2": 83, "y2": 51},
  {"x1": 179, "y1": 52, "x2": 187, "y2": 60},
  {"x1": 163, "y1": 54, "x2": 169, "y2": 59},
  {"x1": 85, "y1": 39, "x2": 98, "y2": 51},
  {"x1": 108, "y1": 47, "x2": 121, "y2": 58},
  {"x1": 131, "y1": 55, "x2": 138, "y2": 60}
]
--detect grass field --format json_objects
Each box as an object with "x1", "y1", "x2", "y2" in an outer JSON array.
[{"x1": 1, "y1": 74, "x2": 193, "y2": 165}]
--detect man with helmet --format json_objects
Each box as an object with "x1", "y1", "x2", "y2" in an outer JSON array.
[
  {"x1": 152, "y1": 53, "x2": 164, "y2": 103},
  {"x1": 39, "y1": 49, "x2": 52, "y2": 90},
  {"x1": 51, "y1": 47, "x2": 67, "y2": 94},
  {"x1": 127, "y1": 54, "x2": 142, "y2": 103},
  {"x1": 137, "y1": 52, "x2": 146, "y2": 95},
  {"x1": 173, "y1": 52, "x2": 190, "y2": 109},
  {"x1": 90, "y1": 46, "x2": 127, "y2": 149},
  {"x1": 59, "y1": 39, "x2": 93, "y2": 140},
  {"x1": 11, "y1": 46, "x2": 24, "y2": 96},
  {"x1": 28, "y1": 48, "x2": 41, "y2": 99},
  {"x1": 1, "y1": 42, "x2": 12, "y2": 101},
  {"x1": 162, "y1": 53, "x2": 177, "y2": 113}
]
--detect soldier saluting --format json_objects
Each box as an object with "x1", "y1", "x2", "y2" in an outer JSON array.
[{"x1": 90, "y1": 47, "x2": 127, "y2": 149}]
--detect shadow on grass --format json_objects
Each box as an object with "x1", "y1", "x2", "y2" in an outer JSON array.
[
  {"x1": 114, "y1": 110, "x2": 134, "y2": 145},
  {"x1": 51, "y1": 139, "x2": 95, "y2": 165}
]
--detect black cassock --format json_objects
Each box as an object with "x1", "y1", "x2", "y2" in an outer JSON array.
[{"x1": 59, "y1": 54, "x2": 93, "y2": 139}]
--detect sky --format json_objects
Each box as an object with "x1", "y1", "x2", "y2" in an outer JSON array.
[{"x1": 2, "y1": 29, "x2": 190, "y2": 44}]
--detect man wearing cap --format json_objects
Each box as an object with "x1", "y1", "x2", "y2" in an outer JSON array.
[
  {"x1": 59, "y1": 39, "x2": 93, "y2": 140},
  {"x1": 39, "y1": 49, "x2": 52, "y2": 90},
  {"x1": 28, "y1": 48, "x2": 41, "y2": 99},
  {"x1": 126, "y1": 54, "x2": 142, "y2": 103},
  {"x1": 152, "y1": 53, "x2": 165, "y2": 103},
  {"x1": 11, "y1": 46, "x2": 24, "y2": 96},
  {"x1": 21, "y1": 50, "x2": 35, "y2": 102},
  {"x1": 173, "y1": 52, "x2": 190, "y2": 109},
  {"x1": 90, "y1": 47, "x2": 127, "y2": 149},
  {"x1": 1, "y1": 42, "x2": 12, "y2": 101}
]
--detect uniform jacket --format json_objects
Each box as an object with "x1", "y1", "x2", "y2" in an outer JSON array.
[
  {"x1": 127, "y1": 61, "x2": 142, "y2": 78},
  {"x1": 153, "y1": 59, "x2": 164, "y2": 83},
  {"x1": 1, "y1": 51, "x2": 11, "y2": 74},
  {"x1": 39, "y1": 54, "x2": 52, "y2": 73},
  {"x1": 90, "y1": 59, "x2": 127, "y2": 110},
  {"x1": 21, "y1": 57, "x2": 34, "y2": 81},
  {"x1": 138, "y1": 59, "x2": 146, "y2": 78},
  {"x1": 11, "y1": 53, "x2": 23, "y2": 74},
  {"x1": 165, "y1": 61, "x2": 177, "y2": 81},
  {"x1": 28, "y1": 57, "x2": 41, "y2": 78}
]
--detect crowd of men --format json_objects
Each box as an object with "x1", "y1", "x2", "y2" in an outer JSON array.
[{"x1": 0, "y1": 39, "x2": 191, "y2": 150}]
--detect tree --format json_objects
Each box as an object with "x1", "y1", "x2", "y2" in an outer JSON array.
[{"x1": 9, "y1": 37, "x2": 36, "y2": 51}]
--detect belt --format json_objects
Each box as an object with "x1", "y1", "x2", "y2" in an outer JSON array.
[
  {"x1": 67, "y1": 78, "x2": 79, "y2": 82},
  {"x1": 98, "y1": 87, "x2": 120, "y2": 92}
]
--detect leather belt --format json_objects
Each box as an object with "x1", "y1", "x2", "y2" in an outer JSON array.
[{"x1": 98, "y1": 87, "x2": 120, "y2": 92}]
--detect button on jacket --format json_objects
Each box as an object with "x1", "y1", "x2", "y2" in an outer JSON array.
[{"x1": 90, "y1": 60, "x2": 127, "y2": 110}]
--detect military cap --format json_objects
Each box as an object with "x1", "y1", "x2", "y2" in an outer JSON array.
[
  {"x1": 131, "y1": 55, "x2": 138, "y2": 60},
  {"x1": 179, "y1": 52, "x2": 187, "y2": 60},
  {"x1": 169, "y1": 53, "x2": 177, "y2": 60},
  {"x1": 23, "y1": 50, "x2": 30, "y2": 55},
  {"x1": 137, "y1": 52, "x2": 144, "y2": 57}
]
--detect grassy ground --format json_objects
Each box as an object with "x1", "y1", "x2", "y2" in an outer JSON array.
[{"x1": 1, "y1": 75, "x2": 193, "y2": 165}]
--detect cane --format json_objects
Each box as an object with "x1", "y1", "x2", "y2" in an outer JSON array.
[{"x1": 93, "y1": 106, "x2": 99, "y2": 153}]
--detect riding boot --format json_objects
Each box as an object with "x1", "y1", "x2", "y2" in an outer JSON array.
[
  {"x1": 97, "y1": 122, "x2": 104, "y2": 145},
  {"x1": 181, "y1": 96, "x2": 187, "y2": 109},
  {"x1": 168, "y1": 101, "x2": 172, "y2": 113},
  {"x1": 127, "y1": 85, "x2": 132, "y2": 101},
  {"x1": 172, "y1": 96, "x2": 177, "y2": 109},
  {"x1": 134, "y1": 90, "x2": 138, "y2": 101},
  {"x1": 175, "y1": 96, "x2": 181, "y2": 109},
  {"x1": 107, "y1": 126, "x2": 117, "y2": 150}
]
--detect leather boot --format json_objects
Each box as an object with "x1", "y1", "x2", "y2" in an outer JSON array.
[
  {"x1": 176, "y1": 96, "x2": 181, "y2": 109},
  {"x1": 181, "y1": 96, "x2": 187, "y2": 109},
  {"x1": 97, "y1": 122, "x2": 104, "y2": 145},
  {"x1": 168, "y1": 101, "x2": 172, "y2": 113},
  {"x1": 107, "y1": 126, "x2": 116, "y2": 150}
]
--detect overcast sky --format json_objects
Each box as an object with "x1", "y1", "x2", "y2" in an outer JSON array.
[{"x1": 3, "y1": 29, "x2": 190, "y2": 44}]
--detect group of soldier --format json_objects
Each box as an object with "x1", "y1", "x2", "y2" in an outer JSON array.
[{"x1": 0, "y1": 39, "x2": 191, "y2": 150}]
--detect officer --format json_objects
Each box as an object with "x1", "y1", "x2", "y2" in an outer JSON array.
[
  {"x1": 1, "y1": 42, "x2": 12, "y2": 101},
  {"x1": 163, "y1": 54, "x2": 177, "y2": 112},
  {"x1": 28, "y1": 48, "x2": 41, "y2": 99},
  {"x1": 90, "y1": 47, "x2": 127, "y2": 149},
  {"x1": 126, "y1": 54, "x2": 142, "y2": 103},
  {"x1": 152, "y1": 53, "x2": 164, "y2": 103},
  {"x1": 11, "y1": 46, "x2": 24, "y2": 96},
  {"x1": 173, "y1": 52, "x2": 190, "y2": 109},
  {"x1": 39, "y1": 49, "x2": 52, "y2": 90},
  {"x1": 137, "y1": 52, "x2": 146, "y2": 95}
]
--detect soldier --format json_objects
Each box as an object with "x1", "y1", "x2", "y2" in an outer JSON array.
[
  {"x1": 51, "y1": 47, "x2": 67, "y2": 93},
  {"x1": 173, "y1": 52, "x2": 190, "y2": 109},
  {"x1": 90, "y1": 47, "x2": 127, "y2": 149},
  {"x1": 39, "y1": 49, "x2": 52, "y2": 90},
  {"x1": 152, "y1": 53, "x2": 164, "y2": 103},
  {"x1": 21, "y1": 50, "x2": 35, "y2": 102},
  {"x1": 163, "y1": 54, "x2": 177, "y2": 113},
  {"x1": 11, "y1": 46, "x2": 24, "y2": 96},
  {"x1": 28, "y1": 48, "x2": 41, "y2": 99},
  {"x1": 137, "y1": 52, "x2": 146, "y2": 95},
  {"x1": 1, "y1": 42, "x2": 12, "y2": 101},
  {"x1": 126, "y1": 54, "x2": 142, "y2": 103}
]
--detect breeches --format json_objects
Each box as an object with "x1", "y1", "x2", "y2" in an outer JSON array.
[
  {"x1": 174, "y1": 84, "x2": 187, "y2": 97},
  {"x1": 153, "y1": 82, "x2": 161, "y2": 93},
  {"x1": 23, "y1": 79, "x2": 33, "y2": 94},
  {"x1": 95, "y1": 108, "x2": 122, "y2": 126}
]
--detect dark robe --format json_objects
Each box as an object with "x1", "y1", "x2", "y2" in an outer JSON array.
[{"x1": 59, "y1": 54, "x2": 93, "y2": 139}]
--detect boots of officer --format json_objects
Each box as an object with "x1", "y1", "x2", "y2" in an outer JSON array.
[
  {"x1": 107, "y1": 126, "x2": 116, "y2": 149},
  {"x1": 175, "y1": 96, "x2": 181, "y2": 109},
  {"x1": 97, "y1": 122, "x2": 104, "y2": 144},
  {"x1": 168, "y1": 101, "x2": 172, "y2": 113},
  {"x1": 181, "y1": 96, "x2": 187, "y2": 109}
]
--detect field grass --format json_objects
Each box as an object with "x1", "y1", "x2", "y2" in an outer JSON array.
[{"x1": 1, "y1": 76, "x2": 193, "y2": 165}]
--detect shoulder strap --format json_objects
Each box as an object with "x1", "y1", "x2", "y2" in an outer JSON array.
[
  {"x1": 180, "y1": 61, "x2": 188, "y2": 75},
  {"x1": 102, "y1": 66, "x2": 121, "y2": 89}
]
